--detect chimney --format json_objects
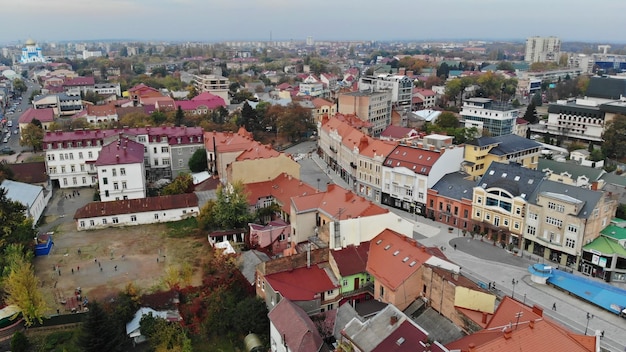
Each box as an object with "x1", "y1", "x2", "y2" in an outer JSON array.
[
  {"x1": 591, "y1": 181, "x2": 598, "y2": 190},
  {"x1": 440, "y1": 147, "x2": 446, "y2": 154},
  {"x1": 390, "y1": 315, "x2": 398, "y2": 325},
  {"x1": 529, "y1": 320, "x2": 535, "y2": 329},
  {"x1": 417, "y1": 142, "x2": 423, "y2": 148},
  {"x1": 306, "y1": 243, "x2": 311, "y2": 269},
  {"x1": 481, "y1": 312, "x2": 488, "y2": 324},
  {"x1": 116, "y1": 155, "x2": 119, "y2": 161},
  {"x1": 468, "y1": 343, "x2": 476, "y2": 352},
  {"x1": 531, "y1": 305, "x2": 543, "y2": 317},
  {"x1": 503, "y1": 328, "x2": 512, "y2": 340},
  {"x1": 429, "y1": 145, "x2": 435, "y2": 151}
]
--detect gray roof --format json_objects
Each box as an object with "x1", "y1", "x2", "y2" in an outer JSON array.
[
  {"x1": 528, "y1": 180, "x2": 603, "y2": 219},
  {"x1": 342, "y1": 304, "x2": 416, "y2": 352},
  {"x1": 412, "y1": 307, "x2": 464, "y2": 344},
  {"x1": 467, "y1": 134, "x2": 542, "y2": 156},
  {"x1": 430, "y1": 171, "x2": 476, "y2": 201},
  {"x1": 601, "y1": 172, "x2": 626, "y2": 187},
  {"x1": 333, "y1": 303, "x2": 362, "y2": 341},
  {"x1": 547, "y1": 101, "x2": 603, "y2": 117},
  {"x1": 586, "y1": 76, "x2": 626, "y2": 100},
  {"x1": 1, "y1": 179, "x2": 43, "y2": 210},
  {"x1": 477, "y1": 162, "x2": 545, "y2": 199},
  {"x1": 600, "y1": 100, "x2": 626, "y2": 115},
  {"x1": 237, "y1": 250, "x2": 270, "y2": 285},
  {"x1": 538, "y1": 158, "x2": 605, "y2": 182}
]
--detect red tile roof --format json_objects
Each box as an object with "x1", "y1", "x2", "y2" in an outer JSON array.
[
  {"x1": 268, "y1": 299, "x2": 324, "y2": 352},
  {"x1": 265, "y1": 264, "x2": 337, "y2": 301},
  {"x1": 446, "y1": 296, "x2": 596, "y2": 352},
  {"x1": 312, "y1": 97, "x2": 333, "y2": 109},
  {"x1": 366, "y1": 229, "x2": 433, "y2": 290},
  {"x1": 413, "y1": 87, "x2": 436, "y2": 97},
  {"x1": 191, "y1": 91, "x2": 222, "y2": 102},
  {"x1": 245, "y1": 173, "x2": 316, "y2": 213},
  {"x1": 94, "y1": 138, "x2": 144, "y2": 166},
  {"x1": 203, "y1": 128, "x2": 257, "y2": 154},
  {"x1": 86, "y1": 103, "x2": 117, "y2": 117},
  {"x1": 276, "y1": 83, "x2": 294, "y2": 91},
  {"x1": 8, "y1": 162, "x2": 48, "y2": 184},
  {"x1": 380, "y1": 126, "x2": 419, "y2": 139},
  {"x1": 383, "y1": 145, "x2": 442, "y2": 175},
  {"x1": 372, "y1": 320, "x2": 443, "y2": 352},
  {"x1": 236, "y1": 143, "x2": 281, "y2": 161},
  {"x1": 516, "y1": 118, "x2": 529, "y2": 125},
  {"x1": 176, "y1": 98, "x2": 226, "y2": 111},
  {"x1": 331, "y1": 242, "x2": 370, "y2": 277},
  {"x1": 128, "y1": 83, "x2": 159, "y2": 93},
  {"x1": 74, "y1": 193, "x2": 198, "y2": 219},
  {"x1": 19, "y1": 108, "x2": 54, "y2": 124},
  {"x1": 360, "y1": 138, "x2": 398, "y2": 159},
  {"x1": 43, "y1": 126, "x2": 203, "y2": 146},
  {"x1": 291, "y1": 183, "x2": 388, "y2": 220},
  {"x1": 63, "y1": 76, "x2": 95, "y2": 87}
]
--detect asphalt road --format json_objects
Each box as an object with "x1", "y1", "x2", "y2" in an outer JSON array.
[{"x1": 3, "y1": 80, "x2": 39, "y2": 153}]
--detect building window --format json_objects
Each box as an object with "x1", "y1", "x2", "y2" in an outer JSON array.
[
  {"x1": 545, "y1": 216, "x2": 563, "y2": 227},
  {"x1": 72, "y1": 177, "x2": 77, "y2": 185},
  {"x1": 120, "y1": 168, "x2": 126, "y2": 175},
  {"x1": 78, "y1": 152, "x2": 83, "y2": 159},
  {"x1": 154, "y1": 213, "x2": 159, "y2": 220},
  {"x1": 63, "y1": 178, "x2": 68, "y2": 186},
  {"x1": 80, "y1": 221, "x2": 85, "y2": 228},
  {"x1": 122, "y1": 181, "x2": 127, "y2": 189},
  {"x1": 343, "y1": 279, "x2": 348, "y2": 286},
  {"x1": 379, "y1": 285, "x2": 384, "y2": 297},
  {"x1": 105, "y1": 190, "x2": 109, "y2": 197},
  {"x1": 565, "y1": 238, "x2": 576, "y2": 248},
  {"x1": 113, "y1": 182, "x2": 119, "y2": 190},
  {"x1": 102, "y1": 219, "x2": 107, "y2": 225},
  {"x1": 567, "y1": 224, "x2": 578, "y2": 233},
  {"x1": 90, "y1": 220, "x2": 95, "y2": 226},
  {"x1": 112, "y1": 169, "x2": 117, "y2": 176},
  {"x1": 161, "y1": 146, "x2": 169, "y2": 153},
  {"x1": 163, "y1": 159, "x2": 170, "y2": 165},
  {"x1": 88, "y1": 151, "x2": 93, "y2": 158},
  {"x1": 527, "y1": 225, "x2": 536, "y2": 236},
  {"x1": 528, "y1": 212, "x2": 538, "y2": 220},
  {"x1": 112, "y1": 217, "x2": 119, "y2": 224},
  {"x1": 477, "y1": 196, "x2": 482, "y2": 204},
  {"x1": 103, "y1": 177, "x2": 108, "y2": 185},
  {"x1": 131, "y1": 215, "x2": 137, "y2": 222},
  {"x1": 178, "y1": 159, "x2": 183, "y2": 167}
]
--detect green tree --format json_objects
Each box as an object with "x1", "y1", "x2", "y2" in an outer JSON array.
[
  {"x1": 203, "y1": 181, "x2": 253, "y2": 230},
  {"x1": 186, "y1": 86, "x2": 199, "y2": 100},
  {"x1": 140, "y1": 313, "x2": 192, "y2": 352},
  {"x1": 523, "y1": 102, "x2": 538, "y2": 124},
  {"x1": 162, "y1": 173, "x2": 194, "y2": 195},
  {"x1": 188, "y1": 149, "x2": 207, "y2": 173},
  {"x1": 175, "y1": 106, "x2": 185, "y2": 126},
  {"x1": 132, "y1": 63, "x2": 146, "y2": 75},
  {"x1": 435, "y1": 112, "x2": 459, "y2": 129},
  {"x1": 79, "y1": 302, "x2": 123, "y2": 352},
  {"x1": 602, "y1": 114, "x2": 626, "y2": 160},
  {"x1": 19, "y1": 122, "x2": 44, "y2": 151},
  {"x1": 12, "y1": 79, "x2": 27, "y2": 94},
  {"x1": 3, "y1": 245, "x2": 47, "y2": 327},
  {"x1": 151, "y1": 111, "x2": 167, "y2": 125},
  {"x1": 10, "y1": 331, "x2": 29, "y2": 352},
  {"x1": 496, "y1": 61, "x2": 515, "y2": 72}
]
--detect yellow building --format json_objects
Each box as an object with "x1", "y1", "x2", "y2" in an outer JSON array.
[
  {"x1": 471, "y1": 162, "x2": 545, "y2": 247},
  {"x1": 463, "y1": 134, "x2": 542, "y2": 179},
  {"x1": 227, "y1": 151, "x2": 300, "y2": 185}
]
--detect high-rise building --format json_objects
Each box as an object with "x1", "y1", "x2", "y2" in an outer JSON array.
[{"x1": 525, "y1": 36, "x2": 561, "y2": 63}]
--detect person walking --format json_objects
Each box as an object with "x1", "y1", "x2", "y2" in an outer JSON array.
[
  {"x1": 453, "y1": 244, "x2": 457, "y2": 251},
  {"x1": 552, "y1": 302, "x2": 557, "y2": 311}
]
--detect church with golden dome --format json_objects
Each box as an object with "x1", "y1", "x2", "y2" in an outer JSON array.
[{"x1": 20, "y1": 38, "x2": 46, "y2": 64}]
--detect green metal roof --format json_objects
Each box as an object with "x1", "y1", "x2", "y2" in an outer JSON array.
[
  {"x1": 600, "y1": 225, "x2": 626, "y2": 240},
  {"x1": 583, "y1": 236, "x2": 626, "y2": 256}
]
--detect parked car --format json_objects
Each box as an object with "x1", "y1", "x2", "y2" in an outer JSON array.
[{"x1": 0, "y1": 146, "x2": 13, "y2": 154}]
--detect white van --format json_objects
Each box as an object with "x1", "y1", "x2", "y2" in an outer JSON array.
[{"x1": 7, "y1": 121, "x2": 12, "y2": 128}]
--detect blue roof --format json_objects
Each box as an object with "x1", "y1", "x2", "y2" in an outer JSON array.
[{"x1": 530, "y1": 264, "x2": 626, "y2": 314}]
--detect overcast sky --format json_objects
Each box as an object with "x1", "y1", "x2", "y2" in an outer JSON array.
[{"x1": 2, "y1": 0, "x2": 624, "y2": 44}]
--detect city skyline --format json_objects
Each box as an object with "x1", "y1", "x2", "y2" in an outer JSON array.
[{"x1": 2, "y1": 0, "x2": 625, "y2": 44}]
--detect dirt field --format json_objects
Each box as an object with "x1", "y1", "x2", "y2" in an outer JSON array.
[{"x1": 33, "y1": 219, "x2": 207, "y2": 315}]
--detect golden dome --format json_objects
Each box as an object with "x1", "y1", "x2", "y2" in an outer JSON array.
[{"x1": 25, "y1": 38, "x2": 36, "y2": 46}]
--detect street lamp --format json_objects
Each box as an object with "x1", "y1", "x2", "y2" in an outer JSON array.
[
  {"x1": 511, "y1": 279, "x2": 519, "y2": 299},
  {"x1": 584, "y1": 312, "x2": 593, "y2": 335}
]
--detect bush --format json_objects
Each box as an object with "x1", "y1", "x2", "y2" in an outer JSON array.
[{"x1": 11, "y1": 331, "x2": 29, "y2": 352}]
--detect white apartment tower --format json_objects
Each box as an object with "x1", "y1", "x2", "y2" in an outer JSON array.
[{"x1": 525, "y1": 36, "x2": 561, "y2": 63}]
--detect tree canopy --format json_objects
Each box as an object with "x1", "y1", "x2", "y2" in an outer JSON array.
[
  {"x1": 602, "y1": 114, "x2": 626, "y2": 160},
  {"x1": 162, "y1": 173, "x2": 194, "y2": 196},
  {"x1": 188, "y1": 149, "x2": 208, "y2": 173},
  {"x1": 20, "y1": 123, "x2": 44, "y2": 152},
  {"x1": 198, "y1": 181, "x2": 253, "y2": 230}
]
